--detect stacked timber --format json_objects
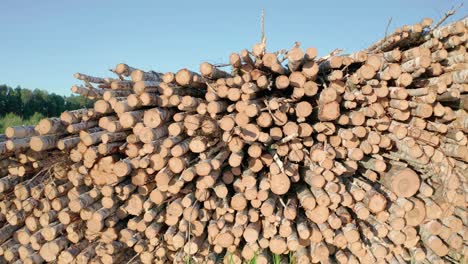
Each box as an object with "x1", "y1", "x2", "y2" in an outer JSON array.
[{"x1": 0, "y1": 16, "x2": 467, "y2": 264}]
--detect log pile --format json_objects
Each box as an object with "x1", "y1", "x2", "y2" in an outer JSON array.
[{"x1": 0, "y1": 16, "x2": 467, "y2": 264}]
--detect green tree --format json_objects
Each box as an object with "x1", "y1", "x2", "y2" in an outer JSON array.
[
  {"x1": 0, "y1": 84, "x2": 94, "y2": 132},
  {"x1": 20, "y1": 89, "x2": 34, "y2": 117},
  {"x1": 0, "y1": 112, "x2": 23, "y2": 132},
  {"x1": 27, "y1": 112, "x2": 45, "y2": 124}
]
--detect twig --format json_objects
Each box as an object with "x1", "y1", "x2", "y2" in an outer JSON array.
[
  {"x1": 278, "y1": 197, "x2": 287, "y2": 208},
  {"x1": 263, "y1": 99, "x2": 282, "y2": 124},
  {"x1": 318, "y1": 48, "x2": 344, "y2": 63},
  {"x1": 213, "y1": 63, "x2": 231, "y2": 68},
  {"x1": 272, "y1": 152, "x2": 285, "y2": 174},
  {"x1": 381, "y1": 17, "x2": 393, "y2": 54},
  {"x1": 186, "y1": 201, "x2": 198, "y2": 256},
  {"x1": 384, "y1": 17, "x2": 393, "y2": 41},
  {"x1": 431, "y1": 3, "x2": 464, "y2": 31},
  {"x1": 271, "y1": 133, "x2": 298, "y2": 149},
  {"x1": 261, "y1": 9, "x2": 266, "y2": 46},
  {"x1": 206, "y1": 82, "x2": 218, "y2": 95},
  {"x1": 125, "y1": 253, "x2": 139, "y2": 264},
  {"x1": 25, "y1": 167, "x2": 48, "y2": 185}
]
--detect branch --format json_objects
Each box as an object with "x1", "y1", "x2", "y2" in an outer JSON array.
[
  {"x1": 318, "y1": 48, "x2": 344, "y2": 63},
  {"x1": 431, "y1": 3, "x2": 464, "y2": 31},
  {"x1": 383, "y1": 17, "x2": 393, "y2": 43},
  {"x1": 213, "y1": 63, "x2": 231, "y2": 68},
  {"x1": 261, "y1": 8, "x2": 266, "y2": 46}
]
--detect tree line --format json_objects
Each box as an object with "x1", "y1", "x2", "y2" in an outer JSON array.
[
  {"x1": 0, "y1": 84, "x2": 93, "y2": 118},
  {"x1": 0, "y1": 84, "x2": 93, "y2": 132}
]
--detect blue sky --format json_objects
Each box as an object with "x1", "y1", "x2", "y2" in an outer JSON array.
[{"x1": 0, "y1": 0, "x2": 466, "y2": 95}]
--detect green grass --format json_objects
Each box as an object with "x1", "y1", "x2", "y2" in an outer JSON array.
[
  {"x1": 458, "y1": 255, "x2": 467, "y2": 264},
  {"x1": 247, "y1": 251, "x2": 258, "y2": 264},
  {"x1": 289, "y1": 251, "x2": 296, "y2": 264},
  {"x1": 272, "y1": 253, "x2": 281, "y2": 264},
  {"x1": 227, "y1": 252, "x2": 235, "y2": 264},
  {"x1": 247, "y1": 256, "x2": 257, "y2": 264},
  {"x1": 0, "y1": 112, "x2": 44, "y2": 133}
]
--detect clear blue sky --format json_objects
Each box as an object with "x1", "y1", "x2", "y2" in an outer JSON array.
[{"x1": 0, "y1": 0, "x2": 465, "y2": 95}]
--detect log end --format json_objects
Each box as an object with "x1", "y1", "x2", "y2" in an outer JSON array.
[{"x1": 389, "y1": 167, "x2": 421, "y2": 198}]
